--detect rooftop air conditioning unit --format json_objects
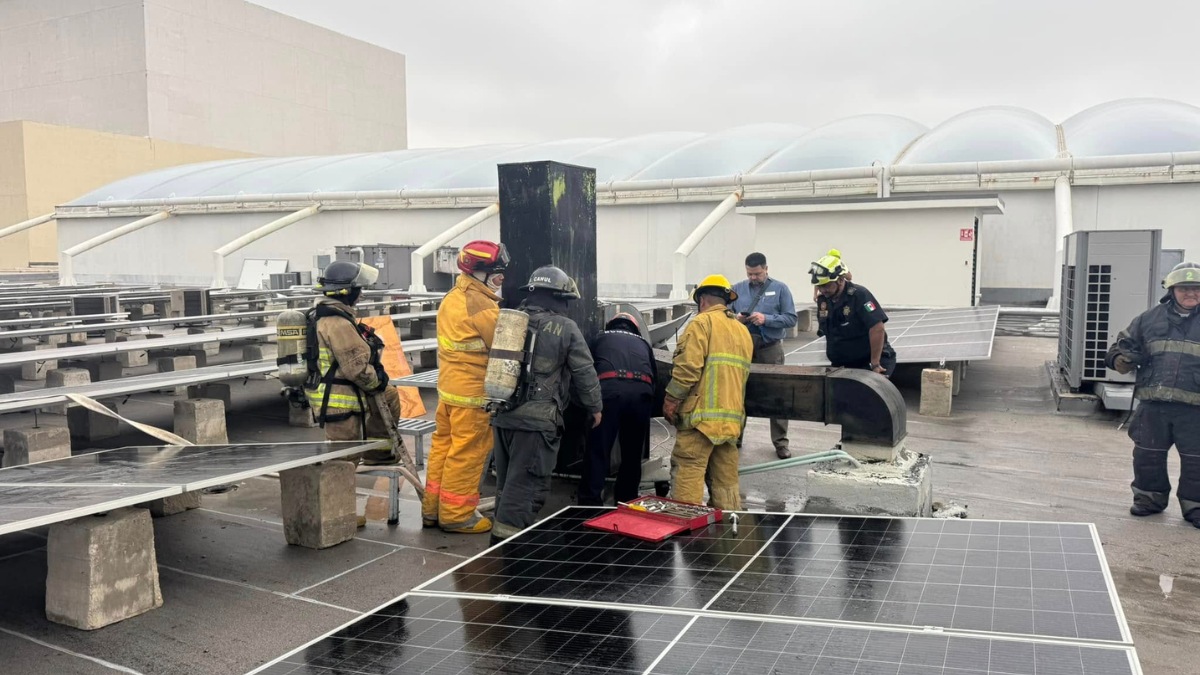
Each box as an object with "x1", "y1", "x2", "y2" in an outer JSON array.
[{"x1": 1058, "y1": 229, "x2": 1163, "y2": 390}]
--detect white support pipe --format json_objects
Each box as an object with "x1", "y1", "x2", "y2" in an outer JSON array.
[
  {"x1": 0, "y1": 213, "x2": 54, "y2": 241},
  {"x1": 670, "y1": 191, "x2": 742, "y2": 300},
  {"x1": 210, "y1": 204, "x2": 321, "y2": 288},
  {"x1": 59, "y1": 210, "x2": 172, "y2": 286},
  {"x1": 1047, "y1": 176, "x2": 1074, "y2": 311},
  {"x1": 409, "y1": 203, "x2": 499, "y2": 292}
]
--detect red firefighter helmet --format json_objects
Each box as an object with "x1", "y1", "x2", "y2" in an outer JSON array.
[{"x1": 457, "y1": 240, "x2": 510, "y2": 275}]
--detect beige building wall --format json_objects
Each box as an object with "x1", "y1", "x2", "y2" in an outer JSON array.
[
  {"x1": 0, "y1": 120, "x2": 252, "y2": 268},
  {"x1": 0, "y1": 0, "x2": 407, "y2": 157}
]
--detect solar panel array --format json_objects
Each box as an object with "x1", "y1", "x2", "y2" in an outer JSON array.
[
  {"x1": 0, "y1": 441, "x2": 381, "y2": 535},
  {"x1": 786, "y1": 305, "x2": 1001, "y2": 367},
  {"x1": 252, "y1": 507, "x2": 1141, "y2": 675}
]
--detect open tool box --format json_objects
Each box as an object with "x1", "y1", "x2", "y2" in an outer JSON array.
[{"x1": 582, "y1": 496, "x2": 723, "y2": 542}]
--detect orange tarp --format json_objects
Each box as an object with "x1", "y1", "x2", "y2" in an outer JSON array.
[{"x1": 359, "y1": 316, "x2": 428, "y2": 418}]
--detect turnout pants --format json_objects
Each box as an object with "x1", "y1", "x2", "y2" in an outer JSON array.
[
  {"x1": 1127, "y1": 400, "x2": 1200, "y2": 517},
  {"x1": 492, "y1": 427, "x2": 560, "y2": 540},
  {"x1": 579, "y1": 381, "x2": 653, "y2": 506},
  {"x1": 671, "y1": 428, "x2": 741, "y2": 510},
  {"x1": 422, "y1": 402, "x2": 493, "y2": 531},
  {"x1": 323, "y1": 386, "x2": 402, "y2": 463}
]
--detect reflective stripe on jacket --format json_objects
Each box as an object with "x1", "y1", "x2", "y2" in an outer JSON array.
[
  {"x1": 665, "y1": 303, "x2": 754, "y2": 444},
  {"x1": 304, "y1": 299, "x2": 383, "y2": 417},
  {"x1": 436, "y1": 273, "x2": 501, "y2": 408},
  {"x1": 1106, "y1": 296, "x2": 1200, "y2": 405}
]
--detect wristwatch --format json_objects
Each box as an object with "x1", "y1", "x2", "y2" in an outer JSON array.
[{"x1": 868, "y1": 363, "x2": 881, "y2": 370}]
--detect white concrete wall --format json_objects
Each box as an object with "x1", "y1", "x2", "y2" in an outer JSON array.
[
  {"x1": 142, "y1": 0, "x2": 407, "y2": 155},
  {"x1": 753, "y1": 208, "x2": 979, "y2": 307},
  {"x1": 0, "y1": 0, "x2": 149, "y2": 137},
  {"x1": 976, "y1": 189, "x2": 1056, "y2": 299},
  {"x1": 1071, "y1": 183, "x2": 1200, "y2": 272},
  {"x1": 0, "y1": 0, "x2": 407, "y2": 156}
]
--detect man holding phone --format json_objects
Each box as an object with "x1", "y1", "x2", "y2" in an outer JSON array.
[{"x1": 731, "y1": 252, "x2": 797, "y2": 459}]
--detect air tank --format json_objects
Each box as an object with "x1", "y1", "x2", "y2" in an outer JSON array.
[
  {"x1": 275, "y1": 309, "x2": 309, "y2": 388},
  {"x1": 484, "y1": 308, "x2": 530, "y2": 402}
]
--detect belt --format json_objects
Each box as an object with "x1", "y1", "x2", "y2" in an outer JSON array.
[{"x1": 597, "y1": 369, "x2": 653, "y2": 385}]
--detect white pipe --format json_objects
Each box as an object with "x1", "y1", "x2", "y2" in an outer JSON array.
[
  {"x1": 409, "y1": 203, "x2": 499, "y2": 292},
  {"x1": 1047, "y1": 176, "x2": 1074, "y2": 311},
  {"x1": 0, "y1": 213, "x2": 54, "y2": 240},
  {"x1": 670, "y1": 191, "x2": 742, "y2": 300},
  {"x1": 210, "y1": 204, "x2": 321, "y2": 288},
  {"x1": 59, "y1": 210, "x2": 172, "y2": 286}
]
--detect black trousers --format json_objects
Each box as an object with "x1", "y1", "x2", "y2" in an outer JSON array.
[
  {"x1": 579, "y1": 382, "x2": 653, "y2": 506},
  {"x1": 1127, "y1": 400, "x2": 1200, "y2": 516},
  {"x1": 492, "y1": 426, "x2": 560, "y2": 540}
]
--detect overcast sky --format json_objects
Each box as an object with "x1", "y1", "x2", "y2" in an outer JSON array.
[{"x1": 251, "y1": 0, "x2": 1200, "y2": 149}]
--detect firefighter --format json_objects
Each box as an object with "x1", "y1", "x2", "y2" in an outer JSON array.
[
  {"x1": 578, "y1": 312, "x2": 657, "y2": 506},
  {"x1": 307, "y1": 261, "x2": 404, "y2": 466},
  {"x1": 1105, "y1": 261, "x2": 1200, "y2": 528},
  {"x1": 662, "y1": 274, "x2": 754, "y2": 510},
  {"x1": 490, "y1": 266, "x2": 603, "y2": 544},
  {"x1": 423, "y1": 240, "x2": 510, "y2": 534},
  {"x1": 811, "y1": 251, "x2": 896, "y2": 376}
]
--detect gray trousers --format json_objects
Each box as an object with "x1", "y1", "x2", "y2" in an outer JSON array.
[
  {"x1": 492, "y1": 427, "x2": 560, "y2": 540},
  {"x1": 748, "y1": 339, "x2": 788, "y2": 451}
]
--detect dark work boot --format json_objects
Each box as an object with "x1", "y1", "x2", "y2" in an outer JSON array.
[
  {"x1": 1185, "y1": 510, "x2": 1200, "y2": 529},
  {"x1": 775, "y1": 446, "x2": 792, "y2": 460},
  {"x1": 1129, "y1": 503, "x2": 1163, "y2": 517},
  {"x1": 1130, "y1": 488, "x2": 1169, "y2": 517}
]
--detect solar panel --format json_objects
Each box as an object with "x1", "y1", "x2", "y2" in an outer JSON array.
[
  {"x1": 786, "y1": 306, "x2": 1001, "y2": 366},
  {"x1": 251, "y1": 593, "x2": 693, "y2": 675},
  {"x1": 252, "y1": 507, "x2": 1142, "y2": 675},
  {"x1": 0, "y1": 441, "x2": 382, "y2": 535}
]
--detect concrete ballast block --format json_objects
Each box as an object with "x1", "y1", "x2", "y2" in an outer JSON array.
[
  {"x1": 144, "y1": 491, "x2": 202, "y2": 517},
  {"x1": 20, "y1": 344, "x2": 57, "y2": 381},
  {"x1": 85, "y1": 360, "x2": 125, "y2": 382},
  {"x1": 42, "y1": 368, "x2": 92, "y2": 414},
  {"x1": 0, "y1": 374, "x2": 14, "y2": 394},
  {"x1": 288, "y1": 404, "x2": 318, "y2": 428},
  {"x1": 42, "y1": 333, "x2": 67, "y2": 346},
  {"x1": 182, "y1": 348, "x2": 208, "y2": 368},
  {"x1": 158, "y1": 355, "x2": 197, "y2": 373},
  {"x1": 280, "y1": 461, "x2": 357, "y2": 549},
  {"x1": 68, "y1": 403, "x2": 122, "y2": 444},
  {"x1": 174, "y1": 398, "x2": 228, "y2": 444},
  {"x1": 2, "y1": 426, "x2": 72, "y2": 467},
  {"x1": 187, "y1": 382, "x2": 232, "y2": 410},
  {"x1": 805, "y1": 446, "x2": 933, "y2": 517},
  {"x1": 919, "y1": 368, "x2": 954, "y2": 418},
  {"x1": 45, "y1": 507, "x2": 163, "y2": 630},
  {"x1": 117, "y1": 349, "x2": 149, "y2": 368}
]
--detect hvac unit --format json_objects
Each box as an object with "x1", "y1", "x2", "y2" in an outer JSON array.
[
  {"x1": 334, "y1": 244, "x2": 455, "y2": 291},
  {"x1": 269, "y1": 271, "x2": 312, "y2": 290},
  {"x1": 71, "y1": 294, "x2": 120, "y2": 321},
  {"x1": 1058, "y1": 230, "x2": 1163, "y2": 390},
  {"x1": 180, "y1": 289, "x2": 212, "y2": 317}
]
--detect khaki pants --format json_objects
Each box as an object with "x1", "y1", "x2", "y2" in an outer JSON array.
[{"x1": 670, "y1": 428, "x2": 741, "y2": 510}]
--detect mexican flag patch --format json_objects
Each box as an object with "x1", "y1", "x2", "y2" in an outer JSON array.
[{"x1": 865, "y1": 301, "x2": 877, "y2": 312}]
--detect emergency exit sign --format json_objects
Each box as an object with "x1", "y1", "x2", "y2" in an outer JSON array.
[{"x1": 960, "y1": 228, "x2": 974, "y2": 242}]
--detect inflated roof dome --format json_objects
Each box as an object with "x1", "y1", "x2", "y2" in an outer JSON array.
[
  {"x1": 1062, "y1": 98, "x2": 1200, "y2": 157},
  {"x1": 68, "y1": 98, "x2": 1200, "y2": 205},
  {"x1": 898, "y1": 106, "x2": 1058, "y2": 164},
  {"x1": 756, "y1": 115, "x2": 928, "y2": 173}
]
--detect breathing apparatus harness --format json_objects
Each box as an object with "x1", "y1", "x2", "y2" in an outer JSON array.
[{"x1": 300, "y1": 303, "x2": 389, "y2": 438}]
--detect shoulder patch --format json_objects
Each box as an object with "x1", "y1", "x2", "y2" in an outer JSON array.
[
  {"x1": 865, "y1": 301, "x2": 877, "y2": 312},
  {"x1": 847, "y1": 286, "x2": 857, "y2": 296}
]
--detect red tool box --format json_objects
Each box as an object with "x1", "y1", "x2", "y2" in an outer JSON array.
[{"x1": 583, "y1": 496, "x2": 722, "y2": 542}]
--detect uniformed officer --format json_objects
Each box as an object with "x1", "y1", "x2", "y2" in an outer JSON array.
[
  {"x1": 306, "y1": 261, "x2": 404, "y2": 466},
  {"x1": 1105, "y1": 261, "x2": 1200, "y2": 528},
  {"x1": 810, "y1": 252, "x2": 896, "y2": 376},
  {"x1": 490, "y1": 266, "x2": 603, "y2": 544},
  {"x1": 663, "y1": 274, "x2": 754, "y2": 510},
  {"x1": 578, "y1": 312, "x2": 657, "y2": 506}
]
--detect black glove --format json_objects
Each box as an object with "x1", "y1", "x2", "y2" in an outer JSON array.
[{"x1": 369, "y1": 368, "x2": 390, "y2": 394}]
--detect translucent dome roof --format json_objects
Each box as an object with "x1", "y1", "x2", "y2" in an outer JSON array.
[
  {"x1": 66, "y1": 98, "x2": 1200, "y2": 206},
  {"x1": 630, "y1": 123, "x2": 808, "y2": 181},
  {"x1": 755, "y1": 115, "x2": 928, "y2": 173},
  {"x1": 897, "y1": 106, "x2": 1058, "y2": 164},
  {"x1": 1062, "y1": 98, "x2": 1200, "y2": 157}
]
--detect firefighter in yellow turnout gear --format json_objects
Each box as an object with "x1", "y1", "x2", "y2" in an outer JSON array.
[
  {"x1": 306, "y1": 261, "x2": 403, "y2": 466},
  {"x1": 423, "y1": 240, "x2": 510, "y2": 534},
  {"x1": 662, "y1": 274, "x2": 754, "y2": 510}
]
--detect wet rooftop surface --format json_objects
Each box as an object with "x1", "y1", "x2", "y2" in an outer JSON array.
[{"x1": 0, "y1": 335, "x2": 1194, "y2": 675}]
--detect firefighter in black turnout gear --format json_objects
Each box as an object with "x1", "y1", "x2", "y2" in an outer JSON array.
[
  {"x1": 305, "y1": 261, "x2": 404, "y2": 465},
  {"x1": 1106, "y1": 261, "x2": 1200, "y2": 528},
  {"x1": 490, "y1": 266, "x2": 603, "y2": 544},
  {"x1": 578, "y1": 313, "x2": 657, "y2": 506}
]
